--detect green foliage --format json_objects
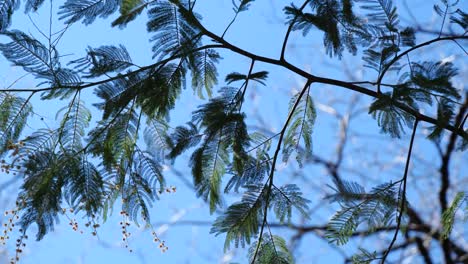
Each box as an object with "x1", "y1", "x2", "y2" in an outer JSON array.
[
  {"x1": 211, "y1": 184, "x2": 266, "y2": 250},
  {"x1": 87, "y1": 106, "x2": 139, "y2": 170},
  {"x1": 285, "y1": 1, "x2": 370, "y2": 57},
  {"x1": 363, "y1": 44, "x2": 400, "y2": 73},
  {"x1": 450, "y1": 9, "x2": 468, "y2": 30},
  {"x1": 0, "y1": 30, "x2": 82, "y2": 99},
  {"x1": 143, "y1": 119, "x2": 170, "y2": 161},
  {"x1": 112, "y1": 0, "x2": 147, "y2": 28},
  {"x1": 350, "y1": 247, "x2": 378, "y2": 264},
  {"x1": 188, "y1": 49, "x2": 220, "y2": 99},
  {"x1": 225, "y1": 155, "x2": 270, "y2": 193},
  {"x1": 225, "y1": 71, "x2": 269, "y2": 85},
  {"x1": 358, "y1": 0, "x2": 399, "y2": 32},
  {"x1": 165, "y1": 122, "x2": 202, "y2": 160},
  {"x1": 177, "y1": 87, "x2": 251, "y2": 212},
  {"x1": 271, "y1": 184, "x2": 310, "y2": 223},
  {"x1": 0, "y1": 0, "x2": 19, "y2": 31},
  {"x1": 232, "y1": 0, "x2": 256, "y2": 13},
  {"x1": 248, "y1": 234, "x2": 295, "y2": 264},
  {"x1": 56, "y1": 97, "x2": 91, "y2": 151},
  {"x1": 63, "y1": 155, "x2": 104, "y2": 215},
  {"x1": 70, "y1": 45, "x2": 133, "y2": 78},
  {"x1": 282, "y1": 89, "x2": 316, "y2": 167},
  {"x1": 212, "y1": 183, "x2": 309, "y2": 251},
  {"x1": 369, "y1": 89, "x2": 416, "y2": 138},
  {"x1": 94, "y1": 63, "x2": 186, "y2": 119},
  {"x1": 24, "y1": 0, "x2": 45, "y2": 13},
  {"x1": 370, "y1": 61, "x2": 460, "y2": 138},
  {"x1": 146, "y1": 0, "x2": 200, "y2": 60},
  {"x1": 0, "y1": 30, "x2": 54, "y2": 75},
  {"x1": 19, "y1": 150, "x2": 65, "y2": 240},
  {"x1": 0, "y1": 0, "x2": 466, "y2": 262},
  {"x1": 0, "y1": 93, "x2": 33, "y2": 157},
  {"x1": 326, "y1": 180, "x2": 401, "y2": 245},
  {"x1": 146, "y1": 1, "x2": 220, "y2": 99},
  {"x1": 122, "y1": 150, "x2": 164, "y2": 226},
  {"x1": 59, "y1": 0, "x2": 119, "y2": 25},
  {"x1": 441, "y1": 192, "x2": 465, "y2": 240}
]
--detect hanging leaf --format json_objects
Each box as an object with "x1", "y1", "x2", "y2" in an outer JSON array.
[
  {"x1": 282, "y1": 90, "x2": 316, "y2": 167},
  {"x1": 58, "y1": 0, "x2": 119, "y2": 25},
  {"x1": 112, "y1": 0, "x2": 147, "y2": 28},
  {"x1": 211, "y1": 184, "x2": 266, "y2": 250},
  {"x1": 248, "y1": 234, "x2": 295, "y2": 264}
]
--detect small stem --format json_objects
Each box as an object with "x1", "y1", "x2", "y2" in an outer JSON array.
[{"x1": 380, "y1": 119, "x2": 419, "y2": 263}]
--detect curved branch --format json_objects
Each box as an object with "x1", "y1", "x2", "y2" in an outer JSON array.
[{"x1": 376, "y1": 35, "x2": 468, "y2": 93}]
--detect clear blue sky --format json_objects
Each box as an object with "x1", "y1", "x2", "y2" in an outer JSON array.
[{"x1": 0, "y1": 0, "x2": 466, "y2": 263}]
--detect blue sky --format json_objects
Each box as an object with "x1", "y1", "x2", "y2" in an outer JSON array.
[{"x1": 0, "y1": 0, "x2": 466, "y2": 263}]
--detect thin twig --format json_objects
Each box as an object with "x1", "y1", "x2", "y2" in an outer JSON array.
[
  {"x1": 251, "y1": 79, "x2": 312, "y2": 263},
  {"x1": 380, "y1": 119, "x2": 419, "y2": 263}
]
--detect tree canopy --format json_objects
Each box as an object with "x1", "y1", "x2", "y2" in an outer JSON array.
[{"x1": 0, "y1": 0, "x2": 467, "y2": 263}]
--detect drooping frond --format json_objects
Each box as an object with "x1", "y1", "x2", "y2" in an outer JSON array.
[
  {"x1": 19, "y1": 150, "x2": 65, "y2": 240},
  {"x1": 0, "y1": 93, "x2": 33, "y2": 157},
  {"x1": 25, "y1": 0, "x2": 46, "y2": 12},
  {"x1": 58, "y1": 0, "x2": 119, "y2": 25},
  {"x1": 284, "y1": 1, "x2": 369, "y2": 57},
  {"x1": 166, "y1": 122, "x2": 202, "y2": 160},
  {"x1": 428, "y1": 98, "x2": 455, "y2": 142},
  {"x1": 70, "y1": 44, "x2": 133, "y2": 78},
  {"x1": 94, "y1": 72, "x2": 141, "y2": 119},
  {"x1": 363, "y1": 44, "x2": 400, "y2": 73},
  {"x1": 232, "y1": 0, "x2": 256, "y2": 13},
  {"x1": 135, "y1": 150, "x2": 165, "y2": 193},
  {"x1": 123, "y1": 150, "x2": 165, "y2": 225},
  {"x1": 0, "y1": 30, "x2": 54, "y2": 75},
  {"x1": 19, "y1": 129, "x2": 58, "y2": 154},
  {"x1": 441, "y1": 192, "x2": 466, "y2": 240},
  {"x1": 63, "y1": 155, "x2": 104, "y2": 215},
  {"x1": 56, "y1": 98, "x2": 91, "y2": 151},
  {"x1": 211, "y1": 184, "x2": 266, "y2": 250},
  {"x1": 39, "y1": 68, "x2": 83, "y2": 100},
  {"x1": 95, "y1": 64, "x2": 186, "y2": 120},
  {"x1": 357, "y1": 0, "x2": 399, "y2": 31},
  {"x1": 189, "y1": 87, "x2": 251, "y2": 211},
  {"x1": 111, "y1": 0, "x2": 147, "y2": 28},
  {"x1": 137, "y1": 63, "x2": 187, "y2": 119},
  {"x1": 350, "y1": 247, "x2": 378, "y2": 264},
  {"x1": 248, "y1": 234, "x2": 294, "y2": 264},
  {"x1": 212, "y1": 183, "x2": 310, "y2": 252},
  {"x1": 282, "y1": 89, "x2": 316, "y2": 167},
  {"x1": 0, "y1": 30, "x2": 82, "y2": 99},
  {"x1": 450, "y1": 9, "x2": 468, "y2": 30},
  {"x1": 190, "y1": 138, "x2": 229, "y2": 213},
  {"x1": 225, "y1": 155, "x2": 270, "y2": 193},
  {"x1": 370, "y1": 60, "x2": 460, "y2": 138},
  {"x1": 146, "y1": 0, "x2": 201, "y2": 59},
  {"x1": 188, "y1": 48, "x2": 220, "y2": 99},
  {"x1": 271, "y1": 184, "x2": 310, "y2": 224},
  {"x1": 400, "y1": 27, "x2": 415, "y2": 47},
  {"x1": 410, "y1": 61, "x2": 460, "y2": 100},
  {"x1": 368, "y1": 89, "x2": 416, "y2": 138},
  {"x1": 326, "y1": 181, "x2": 401, "y2": 245},
  {"x1": 0, "y1": 0, "x2": 19, "y2": 31},
  {"x1": 225, "y1": 71, "x2": 269, "y2": 86},
  {"x1": 87, "y1": 107, "x2": 139, "y2": 170},
  {"x1": 225, "y1": 132, "x2": 272, "y2": 193},
  {"x1": 143, "y1": 118, "x2": 170, "y2": 161}
]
